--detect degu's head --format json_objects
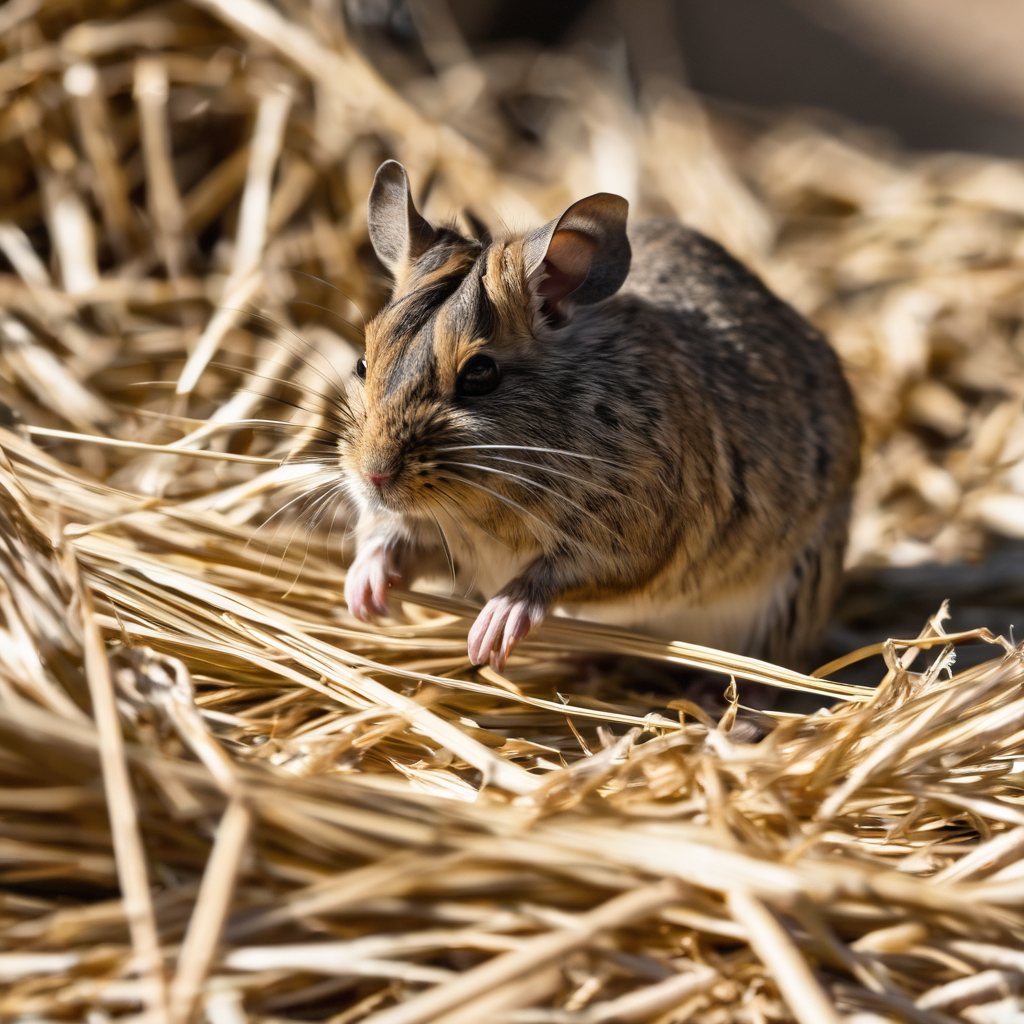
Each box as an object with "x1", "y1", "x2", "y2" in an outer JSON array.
[{"x1": 340, "y1": 160, "x2": 630, "y2": 538}]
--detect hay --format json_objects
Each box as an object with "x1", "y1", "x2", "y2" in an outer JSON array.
[{"x1": 1, "y1": 2, "x2": 1024, "y2": 1022}]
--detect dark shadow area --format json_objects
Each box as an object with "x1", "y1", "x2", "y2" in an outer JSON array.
[
  {"x1": 673, "y1": 0, "x2": 1024, "y2": 157},
  {"x1": 825, "y1": 541, "x2": 1024, "y2": 689}
]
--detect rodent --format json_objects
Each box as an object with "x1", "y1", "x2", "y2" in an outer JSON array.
[{"x1": 338, "y1": 160, "x2": 860, "y2": 672}]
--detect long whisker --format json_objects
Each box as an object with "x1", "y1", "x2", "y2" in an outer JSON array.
[
  {"x1": 203, "y1": 361, "x2": 326, "y2": 403},
  {"x1": 287, "y1": 269, "x2": 367, "y2": 323},
  {"x1": 258, "y1": 498, "x2": 315, "y2": 580},
  {"x1": 123, "y1": 381, "x2": 347, "y2": 433},
  {"x1": 434, "y1": 470, "x2": 603, "y2": 559},
  {"x1": 246, "y1": 478, "x2": 334, "y2": 556},
  {"x1": 437, "y1": 443, "x2": 673, "y2": 497},
  {"x1": 424, "y1": 487, "x2": 481, "y2": 597},
  {"x1": 121, "y1": 326, "x2": 348, "y2": 409},
  {"x1": 222, "y1": 307, "x2": 352, "y2": 395},
  {"x1": 419, "y1": 491, "x2": 471, "y2": 598},
  {"x1": 225, "y1": 418, "x2": 333, "y2": 431},
  {"x1": 119, "y1": 407, "x2": 343, "y2": 455},
  {"x1": 431, "y1": 481, "x2": 509, "y2": 554},
  {"x1": 439, "y1": 460, "x2": 618, "y2": 539},
  {"x1": 279, "y1": 428, "x2": 346, "y2": 457},
  {"x1": 436, "y1": 444, "x2": 628, "y2": 470},
  {"x1": 124, "y1": 410, "x2": 333, "y2": 433},
  {"x1": 283, "y1": 454, "x2": 346, "y2": 470},
  {"x1": 259, "y1": 390, "x2": 346, "y2": 423},
  {"x1": 125, "y1": 384, "x2": 348, "y2": 455},
  {"x1": 288, "y1": 299, "x2": 365, "y2": 338},
  {"x1": 325, "y1": 480, "x2": 355, "y2": 566},
  {"x1": 435, "y1": 471, "x2": 543, "y2": 538},
  {"x1": 426, "y1": 508, "x2": 456, "y2": 595},
  {"x1": 470, "y1": 453, "x2": 656, "y2": 516},
  {"x1": 124, "y1": 383, "x2": 332, "y2": 421},
  {"x1": 200, "y1": 370, "x2": 356, "y2": 448},
  {"x1": 304, "y1": 480, "x2": 346, "y2": 534},
  {"x1": 283, "y1": 481, "x2": 344, "y2": 597},
  {"x1": 205, "y1": 361, "x2": 341, "y2": 416}
]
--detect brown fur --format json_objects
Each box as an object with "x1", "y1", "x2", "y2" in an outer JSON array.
[{"x1": 334, "y1": 162, "x2": 860, "y2": 670}]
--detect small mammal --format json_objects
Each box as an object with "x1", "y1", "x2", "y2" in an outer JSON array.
[{"x1": 339, "y1": 160, "x2": 859, "y2": 671}]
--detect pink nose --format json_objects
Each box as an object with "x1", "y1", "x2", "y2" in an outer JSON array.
[{"x1": 366, "y1": 471, "x2": 394, "y2": 488}]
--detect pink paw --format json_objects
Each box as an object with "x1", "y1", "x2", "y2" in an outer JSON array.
[
  {"x1": 467, "y1": 594, "x2": 546, "y2": 671},
  {"x1": 345, "y1": 544, "x2": 402, "y2": 622}
]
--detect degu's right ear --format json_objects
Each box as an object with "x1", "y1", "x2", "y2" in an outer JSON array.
[
  {"x1": 523, "y1": 192, "x2": 630, "y2": 311},
  {"x1": 367, "y1": 161, "x2": 441, "y2": 276}
]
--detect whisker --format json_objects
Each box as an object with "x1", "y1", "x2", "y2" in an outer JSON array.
[
  {"x1": 121, "y1": 407, "x2": 342, "y2": 453},
  {"x1": 433, "y1": 482, "x2": 511, "y2": 555},
  {"x1": 246, "y1": 479, "x2": 334, "y2": 557},
  {"x1": 436, "y1": 444, "x2": 629, "y2": 471},
  {"x1": 439, "y1": 460, "x2": 618, "y2": 539},
  {"x1": 438, "y1": 469, "x2": 609, "y2": 562},
  {"x1": 226, "y1": 417, "x2": 330, "y2": 431},
  {"x1": 121, "y1": 328, "x2": 347, "y2": 406},
  {"x1": 470, "y1": 453, "x2": 656, "y2": 516},
  {"x1": 288, "y1": 299, "x2": 365, "y2": 338},
  {"x1": 222, "y1": 307, "x2": 352, "y2": 395},
  {"x1": 123, "y1": 408, "x2": 330, "y2": 433},
  {"x1": 206, "y1": 360, "x2": 339, "y2": 414},
  {"x1": 282, "y1": 452, "x2": 344, "y2": 470},
  {"x1": 128, "y1": 378, "x2": 351, "y2": 433},
  {"x1": 283, "y1": 481, "x2": 343, "y2": 597},
  {"x1": 434, "y1": 469, "x2": 601, "y2": 558},
  {"x1": 263, "y1": 391, "x2": 343, "y2": 421},
  {"x1": 426, "y1": 508, "x2": 456, "y2": 595},
  {"x1": 279, "y1": 430, "x2": 345, "y2": 459},
  {"x1": 287, "y1": 269, "x2": 367, "y2": 323},
  {"x1": 437, "y1": 443, "x2": 673, "y2": 496},
  {"x1": 435, "y1": 471, "x2": 540, "y2": 534},
  {"x1": 205, "y1": 360, "x2": 325, "y2": 399},
  {"x1": 304, "y1": 480, "x2": 346, "y2": 534},
  {"x1": 202, "y1": 371, "x2": 354, "y2": 434},
  {"x1": 428, "y1": 486, "x2": 484, "y2": 597},
  {"x1": 257, "y1": 501, "x2": 312, "y2": 581},
  {"x1": 325, "y1": 481, "x2": 354, "y2": 566},
  {"x1": 283, "y1": 437, "x2": 342, "y2": 454}
]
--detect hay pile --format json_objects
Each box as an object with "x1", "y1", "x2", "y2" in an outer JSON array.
[{"x1": 2, "y1": 2, "x2": 1024, "y2": 1022}]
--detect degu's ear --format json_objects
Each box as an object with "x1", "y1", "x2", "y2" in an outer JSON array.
[
  {"x1": 367, "y1": 161, "x2": 441, "y2": 275},
  {"x1": 523, "y1": 193, "x2": 630, "y2": 309}
]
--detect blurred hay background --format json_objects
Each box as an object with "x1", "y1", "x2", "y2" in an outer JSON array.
[{"x1": 2, "y1": 2, "x2": 1024, "y2": 1022}]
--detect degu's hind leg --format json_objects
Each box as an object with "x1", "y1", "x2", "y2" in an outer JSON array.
[{"x1": 761, "y1": 501, "x2": 851, "y2": 671}]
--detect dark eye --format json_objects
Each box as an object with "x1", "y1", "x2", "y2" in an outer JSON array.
[
  {"x1": 355, "y1": 357, "x2": 367, "y2": 380},
  {"x1": 457, "y1": 354, "x2": 500, "y2": 397}
]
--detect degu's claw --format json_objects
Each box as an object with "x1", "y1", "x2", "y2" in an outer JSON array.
[{"x1": 468, "y1": 595, "x2": 540, "y2": 669}]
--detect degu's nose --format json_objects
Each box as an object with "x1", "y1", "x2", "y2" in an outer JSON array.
[{"x1": 361, "y1": 455, "x2": 401, "y2": 489}]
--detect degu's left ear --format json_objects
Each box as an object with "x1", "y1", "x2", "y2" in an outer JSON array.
[
  {"x1": 367, "y1": 160, "x2": 441, "y2": 276},
  {"x1": 523, "y1": 193, "x2": 630, "y2": 309}
]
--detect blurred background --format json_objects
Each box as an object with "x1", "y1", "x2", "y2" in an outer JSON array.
[
  {"x1": 2, "y1": 0, "x2": 1024, "y2": 684},
  {"x1": 351, "y1": 0, "x2": 1024, "y2": 156}
]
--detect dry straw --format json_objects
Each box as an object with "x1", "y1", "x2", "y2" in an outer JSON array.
[{"x1": 1, "y1": 2, "x2": 1024, "y2": 1022}]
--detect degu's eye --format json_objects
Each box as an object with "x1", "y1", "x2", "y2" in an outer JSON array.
[
  {"x1": 457, "y1": 354, "x2": 500, "y2": 397},
  {"x1": 355, "y1": 357, "x2": 367, "y2": 380}
]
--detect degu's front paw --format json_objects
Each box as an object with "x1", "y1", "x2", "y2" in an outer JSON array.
[
  {"x1": 344, "y1": 544, "x2": 402, "y2": 622},
  {"x1": 467, "y1": 594, "x2": 546, "y2": 671}
]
